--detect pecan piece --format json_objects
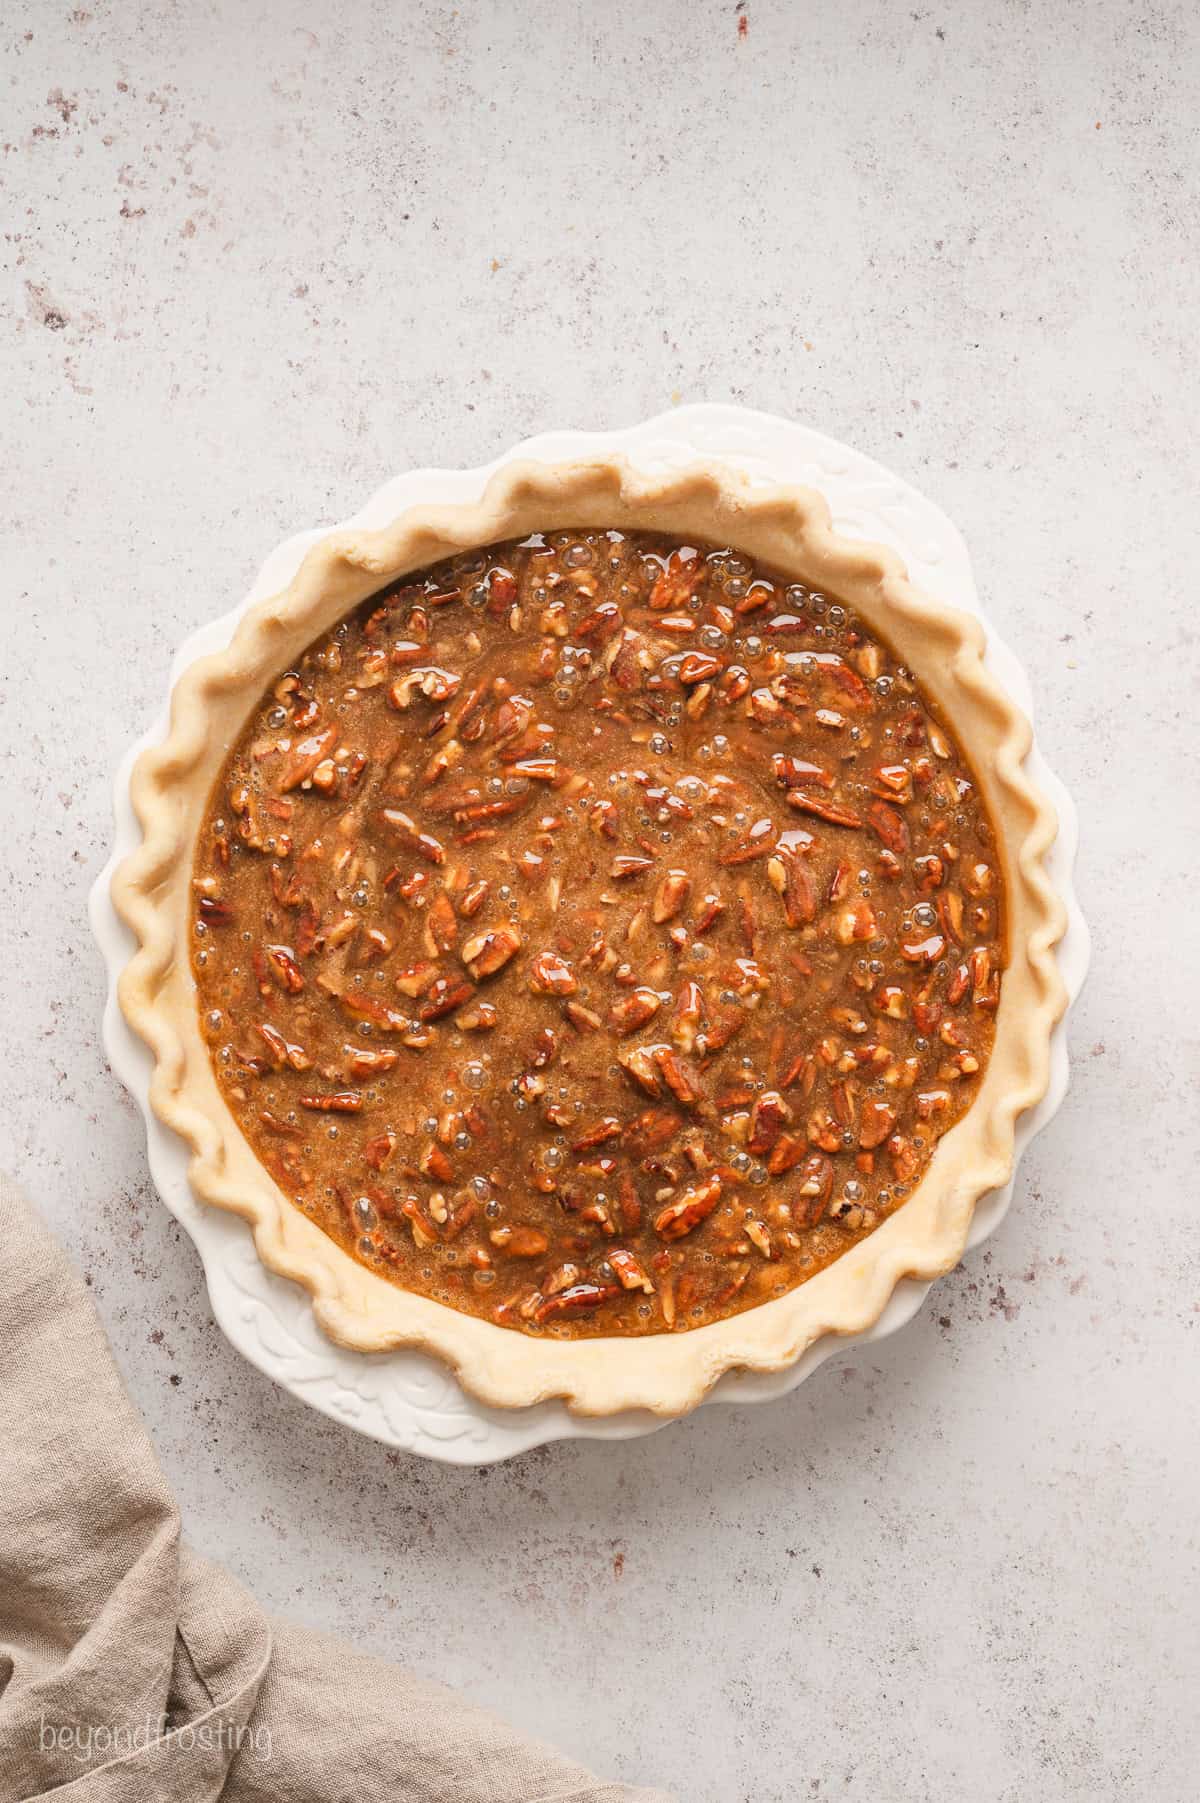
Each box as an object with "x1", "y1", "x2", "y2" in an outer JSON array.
[
  {"x1": 419, "y1": 1141, "x2": 454, "y2": 1182},
  {"x1": 394, "y1": 961, "x2": 438, "y2": 998},
  {"x1": 576, "y1": 600, "x2": 622, "y2": 641},
  {"x1": 533, "y1": 1282, "x2": 620, "y2": 1323},
  {"x1": 747, "y1": 1090, "x2": 793, "y2": 1155},
  {"x1": 461, "y1": 926, "x2": 521, "y2": 979},
  {"x1": 773, "y1": 754, "x2": 834, "y2": 790},
  {"x1": 564, "y1": 999, "x2": 604, "y2": 1033},
  {"x1": 692, "y1": 893, "x2": 726, "y2": 935},
  {"x1": 298, "y1": 1091, "x2": 363, "y2": 1113},
  {"x1": 278, "y1": 726, "x2": 339, "y2": 792},
  {"x1": 388, "y1": 666, "x2": 462, "y2": 709},
  {"x1": 338, "y1": 993, "x2": 418, "y2": 1034},
  {"x1": 257, "y1": 1023, "x2": 310, "y2": 1071},
  {"x1": 425, "y1": 891, "x2": 458, "y2": 953},
  {"x1": 419, "y1": 976, "x2": 475, "y2": 1021},
  {"x1": 258, "y1": 1108, "x2": 302, "y2": 1138},
  {"x1": 654, "y1": 1046, "x2": 703, "y2": 1109},
  {"x1": 873, "y1": 764, "x2": 913, "y2": 804},
  {"x1": 867, "y1": 799, "x2": 909, "y2": 854},
  {"x1": 785, "y1": 790, "x2": 863, "y2": 829},
  {"x1": 888, "y1": 1134, "x2": 921, "y2": 1183},
  {"x1": 654, "y1": 1173, "x2": 722, "y2": 1240},
  {"x1": 651, "y1": 869, "x2": 691, "y2": 921},
  {"x1": 618, "y1": 1043, "x2": 663, "y2": 1097},
  {"x1": 833, "y1": 900, "x2": 879, "y2": 945},
  {"x1": 648, "y1": 551, "x2": 706, "y2": 612},
  {"x1": 766, "y1": 1131, "x2": 807, "y2": 1176},
  {"x1": 529, "y1": 951, "x2": 578, "y2": 996},
  {"x1": 608, "y1": 1249, "x2": 655, "y2": 1292},
  {"x1": 378, "y1": 808, "x2": 446, "y2": 865},
  {"x1": 901, "y1": 931, "x2": 947, "y2": 967},
  {"x1": 609, "y1": 987, "x2": 662, "y2": 1035},
  {"x1": 572, "y1": 1116, "x2": 623, "y2": 1152},
  {"x1": 363, "y1": 1130, "x2": 398, "y2": 1171},
  {"x1": 489, "y1": 1225, "x2": 550, "y2": 1258},
  {"x1": 671, "y1": 980, "x2": 704, "y2": 1052},
  {"x1": 767, "y1": 847, "x2": 816, "y2": 927},
  {"x1": 859, "y1": 1100, "x2": 898, "y2": 1150},
  {"x1": 793, "y1": 1153, "x2": 834, "y2": 1226},
  {"x1": 719, "y1": 819, "x2": 775, "y2": 866},
  {"x1": 677, "y1": 651, "x2": 724, "y2": 685},
  {"x1": 458, "y1": 878, "x2": 490, "y2": 918},
  {"x1": 455, "y1": 1001, "x2": 498, "y2": 1031},
  {"x1": 947, "y1": 962, "x2": 971, "y2": 1005},
  {"x1": 264, "y1": 944, "x2": 305, "y2": 993},
  {"x1": 344, "y1": 1044, "x2": 400, "y2": 1079}
]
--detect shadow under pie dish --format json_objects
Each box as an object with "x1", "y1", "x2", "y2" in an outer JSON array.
[{"x1": 112, "y1": 458, "x2": 1067, "y2": 1416}]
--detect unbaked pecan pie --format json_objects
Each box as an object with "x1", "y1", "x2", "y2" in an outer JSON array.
[
  {"x1": 113, "y1": 460, "x2": 1065, "y2": 1412},
  {"x1": 190, "y1": 529, "x2": 1003, "y2": 1338}
]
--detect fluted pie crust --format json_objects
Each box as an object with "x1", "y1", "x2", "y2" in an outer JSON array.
[{"x1": 112, "y1": 459, "x2": 1067, "y2": 1416}]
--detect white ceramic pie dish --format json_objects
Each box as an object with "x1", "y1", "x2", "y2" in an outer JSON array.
[{"x1": 90, "y1": 404, "x2": 1089, "y2": 1463}]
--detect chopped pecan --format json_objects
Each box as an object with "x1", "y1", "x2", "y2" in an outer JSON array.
[
  {"x1": 528, "y1": 951, "x2": 578, "y2": 995},
  {"x1": 833, "y1": 900, "x2": 879, "y2": 944},
  {"x1": 858, "y1": 1100, "x2": 898, "y2": 1150},
  {"x1": 425, "y1": 891, "x2": 458, "y2": 952},
  {"x1": 533, "y1": 1282, "x2": 620, "y2": 1323},
  {"x1": 378, "y1": 808, "x2": 446, "y2": 865},
  {"x1": 785, "y1": 790, "x2": 863, "y2": 829},
  {"x1": 654, "y1": 1046, "x2": 703, "y2": 1108},
  {"x1": 766, "y1": 1131, "x2": 807, "y2": 1176},
  {"x1": 618, "y1": 1043, "x2": 664, "y2": 1097},
  {"x1": 344, "y1": 1044, "x2": 400, "y2": 1079},
  {"x1": 490, "y1": 1225, "x2": 549, "y2": 1258},
  {"x1": 419, "y1": 975, "x2": 475, "y2": 1021},
  {"x1": 455, "y1": 1000, "x2": 498, "y2": 1031},
  {"x1": 867, "y1": 799, "x2": 908, "y2": 854},
  {"x1": 719, "y1": 819, "x2": 775, "y2": 866},
  {"x1": 671, "y1": 980, "x2": 704, "y2": 1052},
  {"x1": 564, "y1": 1000, "x2": 603, "y2": 1033},
  {"x1": 692, "y1": 893, "x2": 726, "y2": 934},
  {"x1": 338, "y1": 993, "x2": 418, "y2": 1034},
  {"x1": 654, "y1": 1174, "x2": 722, "y2": 1240},
  {"x1": 609, "y1": 988, "x2": 663, "y2": 1035},
  {"x1": 278, "y1": 727, "x2": 339, "y2": 792},
  {"x1": 767, "y1": 847, "x2": 816, "y2": 927},
  {"x1": 458, "y1": 878, "x2": 490, "y2": 917},
  {"x1": 652, "y1": 869, "x2": 691, "y2": 922},
  {"x1": 258, "y1": 1023, "x2": 310, "y2": 1071},
  {"x1": 264, "y1": 944, "x2": 305, "y2": 993},
  {"x1": 648, "y1": 551, "x2": 706, "y2": 612},
  {"x1": 461, "y1": 926, "x2": 521, "y2": 979},
  {"x1": 678, "y1": 651, "x2": 724, "y2": 685},
  {"x1": 747, "y1": 1090, "x2": 792, "y2": 1155},
  {"x1": 364, "y1": 1130, "x2": 398, "y2": 1171},
  {"x1": 608, "y1": 1249, "x2": 655, "y2": 1292}
]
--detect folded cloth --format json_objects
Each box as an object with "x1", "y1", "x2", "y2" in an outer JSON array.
[{"x1": 0, "y1": 1174, "x2": 673, "y2": 1803}]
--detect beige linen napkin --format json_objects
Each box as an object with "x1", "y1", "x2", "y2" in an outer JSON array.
[{"x1": 0, "y1": 1174, "x2": 673, "y2": 1803}]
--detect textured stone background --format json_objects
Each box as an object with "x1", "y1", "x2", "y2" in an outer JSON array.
[{"x1": 2, "y1": 2, "x2": 1197, "y2": 1798}]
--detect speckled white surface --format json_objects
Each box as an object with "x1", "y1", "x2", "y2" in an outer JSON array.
[{"x1": 2, "y1": 3, "x2": 1197, "y2": 1799}]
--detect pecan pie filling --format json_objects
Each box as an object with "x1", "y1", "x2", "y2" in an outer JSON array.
[{"x1": 192, "y1": 530, "x2": 1004, "y2": 1337}]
